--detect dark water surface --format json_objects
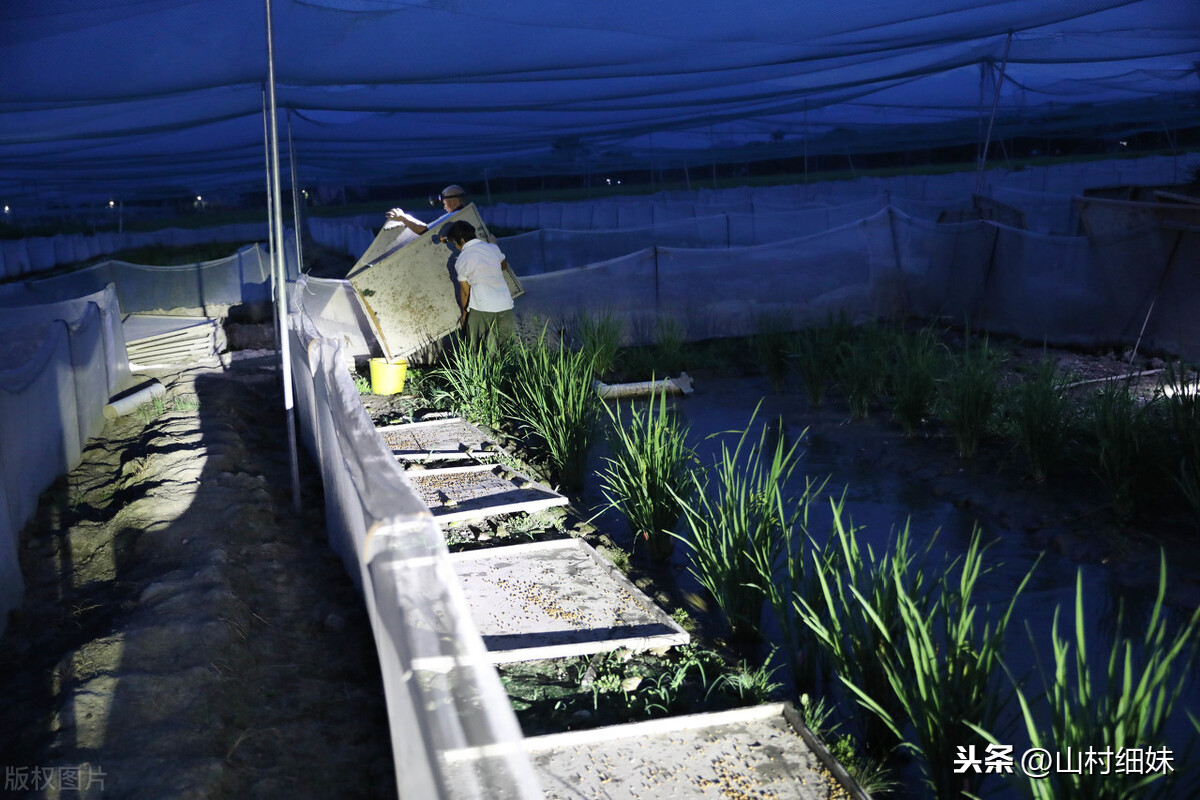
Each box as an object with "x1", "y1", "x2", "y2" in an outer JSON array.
[{"x1": 587, "y1": 375, "x2": 1200, "y2": 798}]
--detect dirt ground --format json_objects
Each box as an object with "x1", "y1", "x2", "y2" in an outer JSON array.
[
  {"x1": 3, "y1": 325, "x2": 1199, "y2": 800},
  {"x1": 0, "y1": 352, "x2": 394, "y2": 800}
]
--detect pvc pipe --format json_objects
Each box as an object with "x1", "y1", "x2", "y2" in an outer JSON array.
[
  {"x1": 593, "y1": 372, "x2": 694, "y2": 400},
  {"x1": 104, "y1": 379, "x2": 166, "y2": 419}
]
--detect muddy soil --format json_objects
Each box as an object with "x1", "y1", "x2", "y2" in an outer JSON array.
[{"x1": 0, "y1": 353, "x2": 394, "y2": 800}]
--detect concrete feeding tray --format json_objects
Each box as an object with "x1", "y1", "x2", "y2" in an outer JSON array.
[
  {"x1": 449, "y1": 538, "x2": 690, "y2": 663},
  {"x1": 377, "y1": 417, "x2": 501, "y2": 463},
  {"x1": 346, "y1": 204, "x2": 524, "y2": 361},
  {"x1": 407, "y1": 464, "x2": 567, "y2": 524},
  {"x1": 515, "y1": 702, "x2": 867, "y2": 800}
]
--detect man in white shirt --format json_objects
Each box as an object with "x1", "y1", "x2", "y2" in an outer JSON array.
[{"x1": 443, "y1": 220, "x2": 515, "y2": 349}]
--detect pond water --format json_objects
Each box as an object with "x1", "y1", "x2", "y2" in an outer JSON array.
[{"x1": 585, "y1": 375, "x2": 1200, "y2": 798}]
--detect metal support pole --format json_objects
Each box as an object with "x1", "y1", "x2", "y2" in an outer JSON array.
[
  {"x1": 975, "y1": 31, "x2": 1013, "y2": 194},
  {"x1": 287, "y1": 111, "x2": 305, "y2": 278},
  {"x1": 263, "y1": 89, "x2": 280, "y2": 356},
  {"x1": 265, "y1": 0, "x2": 302, "y2": 513}
]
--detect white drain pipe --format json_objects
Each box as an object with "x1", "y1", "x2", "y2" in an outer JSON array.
[
  {"x1": 104, "y1": 379, "x2": 166, "y2": 419},
  {"x1": 593, "y1": 372, "x2": 694, "y2": 400}
]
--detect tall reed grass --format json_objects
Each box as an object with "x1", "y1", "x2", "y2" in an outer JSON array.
[
  {"x1": 508, "y1": 333, "x2": 602, "y2": 491},
  {"x1": 755, "y1": 472, "x2": 828, "y2": 693},
  {"x1": 1158, "y1": 362, "x2": 1200, "y2": 522},
  {"x1": 791, "y1": 313, "x2": 853, "y2": 407},
  {"x1": 598, "y1": 385, "x2": 698, "y2": 561},
  {"x1": 837, "y1": 322, "x2": 890, "y2": 420},
  {"x1": 754, "y1": 313, "x2": 793, "y2": 393},
  {"x1": 1011, "y1": 358, "x2": 1074, "y2": 482},
  {"x1": 846, "y1": 531, "x2": 1034, "y2": 800},
  {"x1": 432, "y1": 336, "x2": 514, "y2": 429},
  {"x1": 938, "y1": 334, "x2": 1001, "y2": 458},
  {"x1": 674, "y1": 406, "x2": 805, "y2": 640},
  {"x1": 978, "y1": 555, "x2": 1200, "y2": 800},
  {"x1": 888, "y1": 325, "x2": 944, "y2": 435},
  {"x1": 797, "y1": 504, "x2": 934, "y2": 761},
  {"x1": 1084, "y1": 379, "x2": 1152, "y2": 518},
  {"x1": 574, "y1": 310, "x2": 623, "y2": 380}
]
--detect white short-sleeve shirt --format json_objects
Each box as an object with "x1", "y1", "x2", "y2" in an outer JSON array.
[{"x1": 454, "y1": 239, "x2": 513, "y2": 313}]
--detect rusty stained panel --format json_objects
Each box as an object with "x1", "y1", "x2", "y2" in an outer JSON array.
[{"x1": 347, "y1": 204, "x2": 524, "y2": 361}]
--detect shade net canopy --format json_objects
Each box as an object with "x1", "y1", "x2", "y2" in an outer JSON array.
[{"x1": 1, "y1": 0, "x2": 1197, "y2": 205}]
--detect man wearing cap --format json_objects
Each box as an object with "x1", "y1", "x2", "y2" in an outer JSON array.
[{"x1": 383, "y1": 184, "x2": 467, "y2": 236}]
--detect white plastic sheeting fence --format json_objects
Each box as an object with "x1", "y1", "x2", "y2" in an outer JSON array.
[
  {"x1": 0, "y1": 222, "x2": 273, "y2": 280},
  {"x1": 511, "y1": 206, "x2": 1200, "y2": 362},
  {"x1": 0, "y1": 284, "x2": 132, "y2": 638},
  {"x1": 289, "y1": 279, "x2": 540, "y2": 799},
  {"x1": 0, "y1": 243, "x2": 289, "y2": 314},
  {"x1": 304, "y1": 157, "x2": 1198, "y2": 281}
]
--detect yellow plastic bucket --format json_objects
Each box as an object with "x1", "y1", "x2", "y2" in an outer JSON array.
[{"x1": 369, "y1": 357, "x2": 407, "y2": 395}]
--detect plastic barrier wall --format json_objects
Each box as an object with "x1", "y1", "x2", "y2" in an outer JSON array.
[
  {"x1": 505, "y1": 207, "x2": 1200, "y2": 361},
  {"x1": 0, "y1": 222, "x2": 271, "y2": 280},
  {"x1": 0, "y1": 285, "x2": 132, "y2": 638},
  {"x1": 0, "y1": 243, "x2": 293, "y2": 314},
  {"x1": 289, "y1": 279, "x2": 540, "y2": 799}
]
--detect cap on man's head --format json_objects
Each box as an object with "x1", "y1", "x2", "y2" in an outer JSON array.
[{"x1": 441, "y1": 184, "x2": 466, "y2": 199}]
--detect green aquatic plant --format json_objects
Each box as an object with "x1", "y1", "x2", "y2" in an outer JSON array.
[
  {"x1": 675, "y1": 405, "x2": 805, "y2": 640},
  {"x1": 846, "y1": 531, "x2": 1034, "y2": 800},
  {"x1": 753, "y1": 312, "x2": 793, "y2": 393},
  {"x1": 1084, "y1": 379, "x2": 1152, "y2": 518},
  {"x1": 796, "y1": 500, "x2": 932, "y2": 760},
  {"x1": 889, "y1": 324, "x2": 944, "y2": 435},
  {"x1": 938, "y1": 333, "x2": 1001, "y2": 458},
  {"x1": 837, "y1": 322, "x2": 890, "y2": 420},
  {"x1": 1158, "y1": 362, "x2": 1200, "y2": 523},
  {"x1": 598, "y1": 384, "x2": 698, "y2": 561},
  {"x1": 508, "y1": 332, "x2": 602, "y2": 491},
  {"x1": 756, "y1": 468, "x2": 828, "y2": 693},
  {"x1": 791, "y1": 312, "x2": 853, "y2": 407},
  {"x1": 431, "y1": 335, "x2": 514, "y2": 429},
  {"x1": 574, "y1": 309, "x2": 623, "y2": 380},
  {"x1": 1011, "y1": 358, "x2": 1074, "y2": 482},
  {"x1": 976, "y1": 555, "x2": 1200, "y2": 800},
  {"x1": 707, "y1": 650, "x2": 784, "y2": 704}
]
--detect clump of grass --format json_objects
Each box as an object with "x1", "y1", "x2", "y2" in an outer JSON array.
[
  {"x1": 352, "y1": 372, "x2": 372, "y2": 395},
  {"x1": 837, "y1": 322, "x2": 890, "y2": 420},
  {"x1": 654, "y1": 316, "x2": 686, "y2": 375},
  {"x1": 797, "y1": 501, "x2": 932, "y2": 760},
  {"x1": 574, "y1": 310, "x2": 623, "y2": 380},
  {"x1": 888, "y1": 324, "x2": 944, "y2": 435},
  {"x1": 799, "y1": 694, "x2": 899, "y2": 798},
  {"x1": 431, "y1": 336, "x2": 514, "y2": 429},
  {"x1": 598, "y1": 385, "x2": 698, "y2": 561},
  {"x1": 757, "y1": 470, "x2": 828, "y2": 694},
  {"x1": 937, "y1": 333, "x2": 1001, "y2": 458},
  {"x1": 707, "y1": 651, "x2": 783, "y2": 704},
  {"x1": 1083, "y1": 379, "x2": 1152, "y2": 518},
  {"x1": 675, "y1": 405, "x2": 805, "y2": 640},
  {"x1": 508, "y1": 332, "x2": 603, "y2": 491},
  {"x1": 136, "y1": 393, "x2": 169, "y2": 424},
  {"x1": 753, "y1": 312, "x2": 793, "y2": 393},
  {"x1": 978, "y1": 555, "x2": 1200, "y2": 800},
  {"x1": 1011, "y1": 358, "x2": 1075, "y2": 482},
  {"x1": 1158, "y1": 362, "x2": 1200, "y2": 522},
  {"x1": 847, "y1": 531, "x2": 1035, "y2": 800},
  {"x1": 791, "y1": 313, "x2": 853, "y2": 407}
]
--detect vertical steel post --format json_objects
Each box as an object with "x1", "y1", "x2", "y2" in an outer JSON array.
[{"x1": 265, "y1": 0, "x2": 302, "y2": 512}]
